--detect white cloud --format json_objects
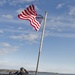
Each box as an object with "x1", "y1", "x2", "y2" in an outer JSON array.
[
  {"x1": 0, "y1": 0, "x2": 35, "y2": 6},
  {"x1": 68, "y1": 6, "x2": 75, "y2": 16},
  {"x1": 18, "y1": 27, "x2": 24, "y2": 30},
  {"x1": 0, "y1": 42, "x2": 18, "y2": 56},
  {"x1": 16, "y1": 8, "x2": 24, "y2": 14},
  {"x1": 10, "y1": 33, "x2": 40, "y2": 43},
  {"x1": 25, "y1": 0, "x2": 35, "y2": 2},
  {"x1": 0, "y1": 17, "x2": 27, "y2": 24},
  {"x1": 0, "y1": 61, "x2": 35, "y2": 70},
  {"x1": 47, "y1": 15, "x2": 75, "y2": 29},
  {"x1": 56, "y1": 3, "x2": 65, "y2": 9},
  {"x1": 35, "y1": 5, "x2": 39, "y2": 11},
  {"x1": 46, "y1": 32, "x2": 75, "y2": 38},
  {"x1": 2, "y1": 14, "x2": 13, "y2": 19},
  {"x1": 26, "y1": 34, "x2": 39, "y2": 41},
  {"x1": 47, "y1": 16, "x2": 66, "y2": 28},
  {"x1": 17, "y1": 5, "x2": 39, "y2": 14},
  {"x1": 9, "y1": 0, "x2": 35, "y2": 6},
  {"x1": 45, "y1": 15, "x2": 75, "y2": 38},
  {"x1": 13, "y1": 0, "x2": 35, "y2": 3},
  {"x1": 0, "y1": 30, "x2": 4, "y2": 33},
  {"x1": 0, "y1": 42, "x2": 10, "y2": 47},
  {"x1": 0, "y1": 47, "x2": 17, "y2": 55}
]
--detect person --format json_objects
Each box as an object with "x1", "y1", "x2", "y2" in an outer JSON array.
[
  {"x1": 14, "y1": 71, "x2": 19, "y2": 74},
  {"x1": 17, "y1": 67, "x2": 28, "y2": 75},
  {"x1": 9, "y1": 71, "x2": 12, "y2": 75}
]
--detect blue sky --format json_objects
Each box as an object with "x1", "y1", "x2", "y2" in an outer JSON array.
[{"x1": 0, "y1": 0, "x2": 75, "y2": 74}]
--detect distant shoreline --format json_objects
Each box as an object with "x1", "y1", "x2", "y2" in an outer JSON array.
[{"x1": 0, "y1": 69, "x2": 75, "y2": 75}]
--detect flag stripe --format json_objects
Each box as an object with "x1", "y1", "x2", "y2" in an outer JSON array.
[
  {"x1": 18, "y1": 4, "x2": 41, "y2": 31},
  {"x1": 18, "y1": 14, "x2": 40, "y2": 30}
]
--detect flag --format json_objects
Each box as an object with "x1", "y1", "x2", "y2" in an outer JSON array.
[{"x1": 18, "y1": 4, "x2": 43, "y2": 31}]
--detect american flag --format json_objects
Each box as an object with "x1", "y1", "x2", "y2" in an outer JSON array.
[{"x1": 18, "y1": 4, "x2": 43, "y2": 31}]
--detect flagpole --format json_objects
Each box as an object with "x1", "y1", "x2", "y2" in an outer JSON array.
[{"x1": 35, "y1": 11, "x2": 48, "y2": 75}]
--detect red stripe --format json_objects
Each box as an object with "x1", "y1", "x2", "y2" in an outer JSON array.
[
  {"x1": 18, "y1": 15, "x2": 40, "y2": 31},
  {"x1": 27, "y1": 7, "x2": 35, "y2": 15},
  {"x1": 29, "y1": 4, "x2": 34, "y2": 12},
  {"x1": 18, "y1": 4, "x2": 40, "y2": 31},
  {"x1": 19, "y1": 14, "x2": 40, "y2": 28},
  {"x1": 24, "y1": 10, "x2": 30, "y2": 15},
  {"x1": 18, "y1": 14, "x2": 40, "y2": 31},
  {"x1": 29, "y1": 4, "x2": 37, "y2": 15},
  {"x1": 22, "y1": 11, "x2": 26, "y2": 16}
]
